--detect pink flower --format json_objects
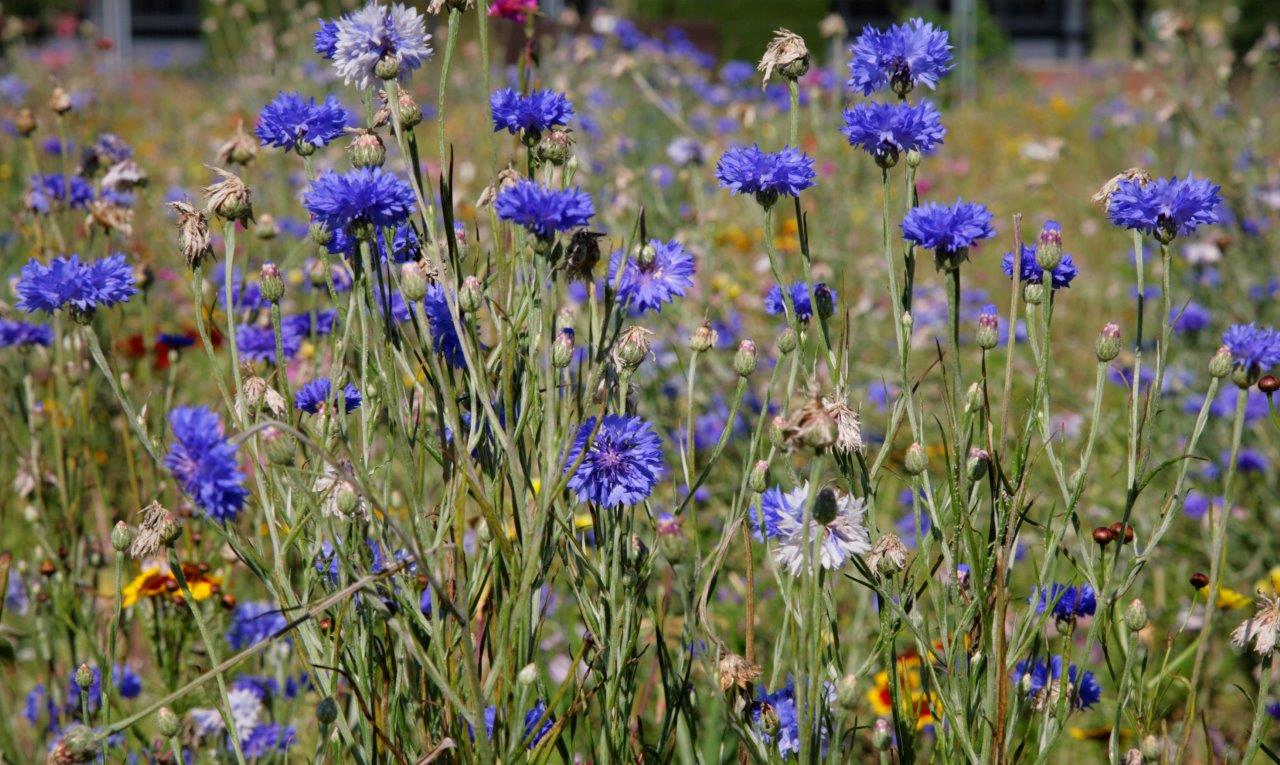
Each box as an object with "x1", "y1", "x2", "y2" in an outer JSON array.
[{"x1": 487, "y1": 0, "x2": 538, "y2": 22}]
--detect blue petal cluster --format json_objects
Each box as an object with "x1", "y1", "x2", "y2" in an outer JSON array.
[
  {"x1": 294, "y1": 377, "x2": 362, "y2": 414},
  {"x1": 607, "y1": 239, "x2": 697, "y2": 314},
  {"x1": 841, "y1": 100, "x2": 945, "y2": 164},
  {"x1": 564, "y1": 415, "x2": 665, "y2": 508},
  {"x1": 315, "y1": 19, "x2": 339, "y2": 59},
  {"x1": 237, "y1": 310, "x2": 338, "y2": 364},
  {"x1": 715, "y1": 144, "x2": 816, "y2": 203},
  {"x1": 0, "y1": 318, "x2": 53, "y2": 348},
  {"x1": 305, "y1": 167, "x2": 417, "y2": 234},
  {"x1": 490, "y1": 88, "x2": 574, "y2": 135},
  {"x1": 901, "y1": 199, "x2": 996, "y2": 256},
  {"x1": 1001, "y1": 245, "x2": 1079, "y2": 288},
  {"x1": 241, "y1": 724, "x2": 297, "y2": 757},
  {"x1": 1107, "y1": 174, "x2": 1221, "y2": 241},
  {"x1": 225, "y1": 600, "x2": 288, "y2": 650},
  {"x1": 764, "y1": 281, "x2": 837, "y2": 322},
  {"x1": 15, "y1": 253, "x2": 137, "y2": 315},
  {"x1": 331, "y1": 3, "x2": 433, "y2": 90},
  {"x1": 521, "y1": 701, "x2": 554, "y2": 749},
  {"x1": 26, "y1": 173, "x2": 93, "y2": 213},
  {"x1": 164, "y1": 405, "x2": 248, "y2": 523},
  {"x1": 425, "y1": 285, "x2": 466, "y2": 368},
  {"x1": 1012, "y1": 656, "x2": 1102, "y2": 710},
  {"x1": 256, "y1": 92, "x2": 351, "y2": 153},
  {"x1": 494, "y1": 180, "x2": 594, "y2": 239},
  {"x1": 751, "y1": 681, "x2": 802, "y2": 758},
  {"x1": 1222, "y1": 323, "x2": 1280, "y2": 373},
  {"x1": 848, "y1": 18, "x2": 953, "y2": 96},
  {"x1": 1031, "y1": 584, "x2": 1097, "y2": 621}
]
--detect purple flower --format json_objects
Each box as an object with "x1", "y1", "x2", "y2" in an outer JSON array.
[
  {"x1": 315, "y1": 18, "x2": 339, "y2": 59},
  {"x1": 522, "y1": 701, "x2": 554, "y2": 749},
  {"x1": 0, "y1": 318, "x2": 53, "y2": 348},
  {"x1": 751, "y1": 484, "x2": 807, "y2": 541},
  {"x1": 1222, "y1": 323, "x2": 1280, "y2": 374},
  {"x1": 225, "y1": 601, "x2": 287, "y2": 650},
  {"x1": 764, "y1": 281, "x2": 837, "y2": 322},
  {"x1": 294, "y1": 377, "x2": 362, "y2": 414},
  {"x1": 1171, "y1": 301, "x2": 1211, "y2": 334},
  {"x1": 494, "y1": 180, "x2": 594, "y2": 239},
  {"x1": 15, "y1": 253, "x2": 137, "y2": 315},
  {"x1": 25, "y1": 173, "x2": 93, "y2": 213},
  {"x1": 164, "y1": 406, "x2": 248, "y2": 523},
  {"x1": 331, "y1": 3, "x2": 433, "y2": 90},
  {"x1": 1031, "y1": 584, "x2": 1097, "y2": 621},
  {"x1": 1106, "y1": 174, "x2": 1222, "y2": 242},
  {"x1": 608, "y1": 239, "x2": 696, "y2": 314},
  {"x1": 751, "y1": 681, "x2": 804, "y2": 758},
  {"x1": 901, "y1": 199, "x2": 996, "y2": 258},
  {"x1": 241, "y1": 723, "x2": 296, "y2": 757},
  {"x1": 305, "y1": 167, "x2": 417, "y2": 235},
  {"x1": 1013, "y1": 656, "x2": 1101, "y2": 709},
  {"x1": 841, "y1": 100, "x2": 945, "y2": 166},
  {"x1": 848, "y1": 18, "x2": 953, "y2": 97},
  {"x1": 256, "y1": 92, "x2": 351, "y2": 153},
  {"x1": 1001, "y1": 245, "x2": 1078, "y2": 288},
  {"x1": 425, "y1": 284, "x2": 466, "y2": 368},
  {"x1": 564, "y1": 415, "x2": 665, "y2": 507},
  {"x1": 490, "y1": 88, "x2": 574, "y2": 136},
  {"x1": 716, "y1": 144, "x2": 815, "y2": 205}
]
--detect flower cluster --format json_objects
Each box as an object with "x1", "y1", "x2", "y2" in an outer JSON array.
[
  {"x1": 764, "y1": 281, "x2": 837, "y2": 322},
  {"x1": 305, "y1": 167, "x2": 417, "y2": 235},
  {"x1": 1012, "y1": 656, "x2": 1102, "y2": 710},
  {"x1": 1031, "y1": 583, "x2": 1097, "y2": 621},
  {"x1": 256, "y1": 92, "x2": 352, "y2": 153},
  {"x1": 564, "y1": 415, "x2": 665, "y2": 507},
  {"x1": 295, "y1": 377, "x2": 362, "y2": 414},
  {"x1": 164, "y1": 406, "x2": 248, "y2": 523},
  {"x1": 494, "y1": 180, "x2": 594, "y2": 239},
  {"x1": 15, "y1": 253, "x2": 137, "y2": 316}
]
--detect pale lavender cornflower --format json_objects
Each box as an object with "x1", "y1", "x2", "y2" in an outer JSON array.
[{"x1": 332, "y1": 3, "x2": 433, "y2": 91}]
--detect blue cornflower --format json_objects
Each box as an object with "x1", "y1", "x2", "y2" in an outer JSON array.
[
  {"x1": 1001, "y1": 245, "x2": 1078, "y2": 288},
  {"x1": 241, "y1": 724, "x2": 296, "y2": 757},
  {"x1": 332, "y1": 3, "x2": 433, "y2": 90},
  {"x1": 425, "y1": 285, "x2": 466, "y2": 368},
  {"x1": 0, "y1": 74, "x2": 27, "y2": 105},
  {"x1": 522, "y1": 701, "x2": 554, "y2": 749},
  {"x1": 490, "y1": 88, "x2": 574, "y2": 136},
  {"x1": 1222, "y1": 323, "x2": 1280, "y2": 375},
  {"x1": 764, "y1": 281, "x2": 837, "y2": 322},
  {"x1": 237, "y1": 324, "x2": 302, "y2": 364},
  {"x1": 25, "y1": 173, "x2": 93, "y2": 213},
  {"x1": 841, "y1": 100, "x2": 945, "y2": 167},
  {"x1": 1227, "y1": 447, "x2": 1268, "y2": 474},
  {"x1": 315, "y1": 19, "x2": 339, "y2": 59},
  {"x1": 294, "y1": 377, "x2": 362, "y2": 414},
  {"x1": 0, "y1": 318, "x2": 53, "y2": 348},
  {"x1": 256, "y1": 92, "x2": 351, "y2": 153},
  {"x1": 901, "y1": 199, "x2": 996, "y2": 260},
  {"x1": 608, "y1": 239, "x2": 696, "y2": 314},
  {"x1": 113, "y1": 664, "x2": 143, "y2": 700},
  {"x1": 15, "y1": 253, "x2": 137, "y2": 316},
  {"x1": 494, "y1": 180, "x2": 594, "y2": 239},
  {"x1": 751, "y1": 681, "x2": 802, "y2": 757},
  {"x1": 716, "y1": 144, "x2": 815, "y2": 206},
  {"x1": 752, "y1": 483, "x2": 808, "y2": 541},
  {"x1": 1012, "y1": 656, "x2": 1101, "y2": 710},
  {"x1": 305, "y1": 167, "x2": 416, "y2": 235},
  {"x1": 848, "y1": 18, "x2": 953, "y2": 97},
  {"x1": 1171, "y1": 301, "x2": 1212, "y2": 334},
  {"x1": 226, "y1": 601, "x2": 288, "y2": 650},
  {"x1": 564, "y1": 415, "x2": 665, "y2": 507},
  {"x1": 1106, "y1": 174, "x2": 1222, "y2": 243},
  {"x1": 164, "y1": 406, "x2": 248, "y2": 523},
  {"x1": 1031, "y1": 584, "x2": 1097, "y2": 621}
]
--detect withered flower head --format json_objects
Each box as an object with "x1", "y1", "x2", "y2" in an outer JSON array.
[
  {"x1": 373, "y1": 88, "x2": 423, "y2": 130},
  {"x1": 1232, "y1": 593, "x2": 1280, "y2": 656},
  {"x1": 84, "y1": 199, "x2": 133, "y2": 237},
  {"x1": 168, "y1": 200, "x2": 214, "y2": 270},
  {"x1": 131, "y1": 501, "x2": 180, "y2": 560},
  {"x1": 718, "y1": 653, "x2": 761, "y2": 692},
  {"x1": 758, "y1": 28, "x2": 810, "y2": 86},
  {"x1": 216, "y1": 118, "x2": 258, "y2": 166},
  {"x1": 613, "y1": 325, "x2": 655, "y2": 372},
  {"x1": 1092, "y1": 168, "x2": 1152, "y2": 207},
  {"x1": 100, "y1": 159, "x2": 148, "y2": 192},
  {"x1": 778, "y1": 390, "x2": 838, "y2": 451},
  {"x1": 866, "y1": 533, "x2": 909, "y2": 575},
  {"x1": 821, "y1": 390, "x2": 864, "y2": 454},
  {"x1": 203, "y1": 166, "x2": 254, "y2": 223}
]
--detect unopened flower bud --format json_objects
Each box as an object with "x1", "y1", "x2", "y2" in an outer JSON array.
[
  {"x1": 757, "y1": 703, "x2": 780, "y2": 735},
  {"x1": 263, "y1": 427, "x2": 295, "y2": 465},
  {"x1": 904, "y1": 442, "x2": 928, "y2": 475},
  {"x1": 375, "y1": 89, "x2": 422, "y2": 130},
  {"x1": 47, "y1": 724, "x2": 98, "y2": 764},
  {"x1": 517, "y1": 663, "x2": 539, "y2": 686},
  {"x1": 1096, "y1": 323, "x2": 1121, "y2": 362},
  {"x1": 457, "y1": 275, "x2": 484, "y2": 313},
  {"x1": 688, "y1": 322, "x2": 717, "y2": 353},
  {"x1": 537, "y1": 129, "x2": 575, "y2": 165},
  {"x1": 48, "y1": 86, "x2": 72, "y2": 115},
  {"x1": 976, "y1": 312, "x2": 999, "y2": 350},
  {"x1": 769, "y1": 416, "x2": 786, "y2": 449},
  {"x1": 374, "y1": 54, "x2": 401, "y2": 81},
  {"x1": 836, "y1": 675, "x2": 859, "y2": 710},
  {"x1": 552, "y1": 328, "x2": 575, "y2": 369},
  {"x1": 813, "y1": 488, "x2": 838, "y2": 525},
  {"x1": 1023, "y1": 283, "x2": 1044, "y2": 305},
  {"x1": 814, "y1": 284, "x2": 836, "y2": 320},
  {"x1": 1189, "y1": 571, "x2": 1209, "y2": 590},
  {"x1": 1034, "y1": 221, "x2": 1063, "y2": 271},
  {"x1": 348, "y1": 129, "x2": 386, "y2": 169},
  {"x1": 613, "y1": 326, "x2": 653, "y2": 372},
  {"x1": 964, "y1": 382, "x2": 983, "y2": 413},
  {"x1": 253, "y1": 214, "x2": 280, "y2": 240},
  {"x1": 1141, "y1": 735, "x2": 1162, "y2": 761},
  {"x1": 400, "y1": 261, "x2": 428, "y2": 302},
  {"x1": 905, "y1": 148, "x2": 923, "y2": 168},
  {"x1": 1209, "y1": 346, "x2": 1233, "y2": 378},
  {"x1": 1231, "y1": 361, "x2": 1258, "y2": 389},
  {"x1": 966, "y1": 447, "x2": 989, "y2": 480},
  {"x1": 872, "y1": 718, "x2": 894, "y2": 750},
  {"x1": 1124, "y1": 598, "x2": 1148, "y2": 632},
  {"x1": 75, "y1": 664, "x2": 94, "y2": 691},
  {"x1": 1092, "y1": 526, "x2": 1114, "y2": 546},
  {"x1": 309, "y1": 223, "x2": 333, "y2": 247},
  {"x1": 110, "y1": 521, "x2": 133, "y2": 552},
  {"x1": 15, "y1": 108, "x2": 36, "y2": 137},
  {"x1": 316, "y1": 697, "x2": 338, "y2": 726},
  {"x1": 777, "y1": 327, "x2": 797, "y2": 355},
  {"x1": 157, "y1": 707, "x2": 181, "y2": 738},
  {"x1": 1260, "y1": 375, "x2": 1280, "y2": 395},
  {"x1": 749, "y1": 460, "x2": 769, "y2": 493},
  {"x1": 901, "y1": 310, "x2": 914, "y2": 332},
  {"x1": 259, "y1": 262, "x2": 284, "y2": 303},
  {"x1": 733, "y1": 340, "x2": 757, "y2": 377}
]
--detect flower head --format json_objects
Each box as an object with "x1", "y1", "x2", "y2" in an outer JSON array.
[
  {"x1": 294, "y1": 377, "x2": 362, "y2": 414},
  {"x1": 256, "y1": 92, "x2": 351, "y2": 153},
  {"x1": 424, "y1": 284, "x2": 467, "y2": 368},
  {"x1": 490, "y1": 88, "x2": 574, "y2": 137},
  {"x1": 1106, "y1": 173, "x2": 1221, "y2": 242},
  {"x1": 764, "y1": 281, "x2": 836, "y2": 322},
  {"x1": 522, "y1": 701, "x2": 554, "y2": 748},
  {"x1": 751, "y1": 681, "x2": 803, "y2": 758},
  {"x1": 488, "y1": 0, "x2": 538, "y2": 22},
  {"x1": 1013, "y1": 656, "x2": 1101, "y2": 710},
  {"x1": 564, "y1": 415, "x2": 665, "y2": 507},
  {"x1": 15, "y1": 253, "x2": 137, "y2": 316},
  {"x1": 1001, "y1": 245, "x2": 1079, "y2": 288},
  {"x1": 25, "y1": 173, "x2": 93, "y2": 213},
  {"x1": 315, "y1": 19, "x2": 340, "y2": 59},
  {"x1": 305, "y1": 167, "x2": 417, "y2": 235},
  {"x1": 0, "y1": 318, "x2": 53, "y2": 348},
  {"x1": 494, "y1": 179, "x2": 594, "y2": 239},
  {"x1": 901, "y1": 199, "x2": 996, "y2": 259},
  {"x1": 1232, "y1": 594, "x2": 1280, "y2": 656},
  {"x1": 758, "y1": 28, "x2": 810, "y2": 84},
  {"x1": 772, "y1": 488, "x2": 872, "y2": 574},
  {"x1": 848, "y1": 18, "x2": 953, "y2": 97},
  {"x1": 1031, "y1": 584, "x2": 1097, "y2": 621},
  {"x1": 1222, "y1": 323, "x2": 1280, "y2": 375},
  {"x1": 164, "y1": 406, "x2": 248, "y2": 523},
  {"x1": 841, "y1": 100, "x2": 945, "y2": 167},
  {"x1": 226, "y1": 601, "x2": 287, "y2": 650},
  {"x1": 716, "y1": 144, "x2": 815, "y2": 206},
  {"x1": 332, "y1": 3, "x2": 433, "y2": 90},
  {"x1": 608, "y1": 239, "x2": 697, "y2": 314}
]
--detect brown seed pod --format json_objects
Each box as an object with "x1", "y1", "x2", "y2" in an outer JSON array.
[
  {"x1": 1190, "y1": 572, "x2": 1209, "y2": 590},
  {"x1": 1259, "y1": 375, "x2": 1280, "y2": 394},
  {"x1": 1092, "y1": 527, "x2": 1114, "y2": 545}
]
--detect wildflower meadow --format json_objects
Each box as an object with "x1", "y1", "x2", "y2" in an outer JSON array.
[{"x1": 2, "y1": 1, "x2": 1280, "y2": 762}]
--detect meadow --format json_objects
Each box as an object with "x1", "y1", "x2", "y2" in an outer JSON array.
[{"x1": 1, "y1": 1, "x2": 1279, "y2": 762}]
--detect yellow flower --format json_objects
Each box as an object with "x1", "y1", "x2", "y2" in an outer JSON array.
[
  {"x1": 1255, "y1": 566, "x2": 1280, "y2": 596},
  {"x1": 122, "y1": 564, "x2": 221, "y2": 608},
  {"x1": 1206, "y1": 586, "x2": 1252, "y2": 610},
  {"x1": 573, "y1": 513, "x2": 594, "y2": 530}
]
